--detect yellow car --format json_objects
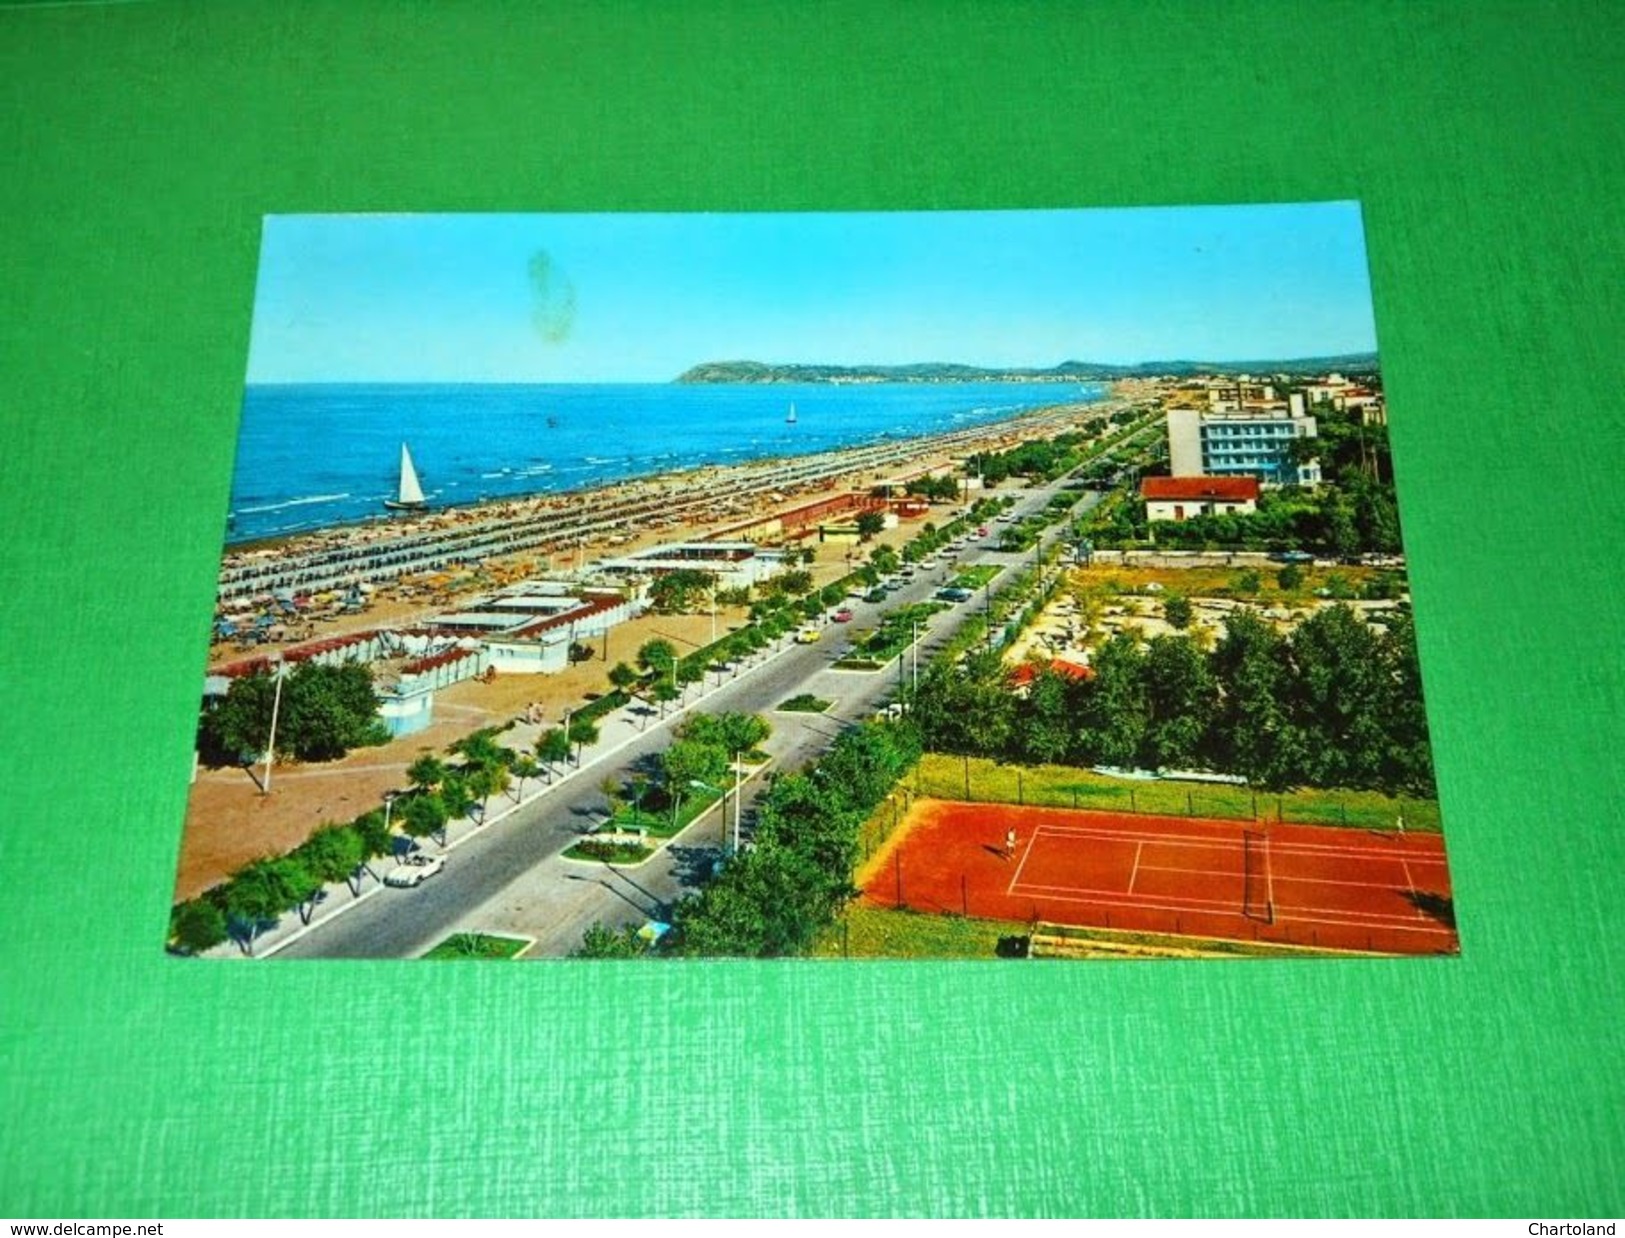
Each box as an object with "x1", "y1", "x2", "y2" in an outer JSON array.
[{"x1": 795, "y1": 626, "x2": 822, "y2": 644}]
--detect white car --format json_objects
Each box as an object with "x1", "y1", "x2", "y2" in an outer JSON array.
[{"x1": 385, "y1": 853, "x2": 446, "y2": 887}]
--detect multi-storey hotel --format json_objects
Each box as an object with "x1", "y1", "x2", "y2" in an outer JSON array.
[{"x1": 1165, "y1": 398, "x2": 1320, "y2": 487}]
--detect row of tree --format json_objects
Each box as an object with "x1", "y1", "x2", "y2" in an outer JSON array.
[
  {"x1": 170, "y1": 807, "x2": 397, "y2": 955},
  {"x1": 663, "y1": 722, "x2": 923, "y2": 956},
  {"x1": 912, "y1": 605, "x2": 1435, "y2": 795},
  {"x1": 173, "y1": 727, "x2": 557, "y2": 955}
]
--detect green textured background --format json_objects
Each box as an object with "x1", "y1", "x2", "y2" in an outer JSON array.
[{"x1": 1, "y1": 0, "x2": 1621, "y2": 1218}]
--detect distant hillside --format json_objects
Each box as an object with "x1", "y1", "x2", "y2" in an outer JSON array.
[{"x1": 675, "y1": 354, "x2": 1380, "y2": 384}]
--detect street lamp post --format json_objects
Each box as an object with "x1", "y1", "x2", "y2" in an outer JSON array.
[
  {"x1": 910, "y1": 620, "x2": 920, "y2": 696},
  {"x1": 731, "y1": 747, "x2": 744, "y2": 851},
  {"x1": 261, "y1": 654, "x2": 286, "y2": 796},
  {"x1": 562, "y1": 706, "x2": 574, "y2": 770}
]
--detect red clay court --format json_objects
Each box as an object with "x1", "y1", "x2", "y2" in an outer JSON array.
[{"x1": 862, "y1": 799, "x2": 1459, "y2": 955}]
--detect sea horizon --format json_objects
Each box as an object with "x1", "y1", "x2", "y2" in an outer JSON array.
[{"x1": 226, "y1": 380, "x2": 1104, "y2": 545}]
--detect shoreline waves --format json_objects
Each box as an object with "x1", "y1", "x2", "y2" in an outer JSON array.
[{"x1": 214, "y1": 395, "x2": 1114, "y2": 610}]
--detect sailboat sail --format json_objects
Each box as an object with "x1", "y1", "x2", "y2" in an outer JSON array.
[
  {"x1": 384, "y1": 443, "x2": 428, "y2": 511},
  {"x1": 786, "y1": 402, "x2": 797, "y2": 424}
]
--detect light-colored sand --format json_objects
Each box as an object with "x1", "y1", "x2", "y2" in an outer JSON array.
[{"x1": 175, "y1": 399, "x2": 1123, "y2": 902}]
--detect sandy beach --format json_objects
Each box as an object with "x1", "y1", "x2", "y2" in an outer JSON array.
[{"x1": 175, "y1": 393, "x2": 1126, "y2": 899}]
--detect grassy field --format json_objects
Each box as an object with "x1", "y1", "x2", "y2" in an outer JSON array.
[
  {"x1": 1070, "y1": 563, "x2": 1405, "y2": 607},
  {"x1": 810, "y1": 904, "x2": 1028, "y2": 959},
  {"x1": 422, "y1": 933, "x2": 530, "y2": 960},
  {"x1": 911, "y1": 753, "x2": 1441, "y2": 832}
]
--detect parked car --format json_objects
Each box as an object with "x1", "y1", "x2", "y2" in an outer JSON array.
[
  {"x1": 385, "y1": 853, "x2": 446, "y2": 888},
  {"x1": 1268, "y1": 549, "x2": 1314, "y2": 564},
  {"x1": 832, "y1": 608, "x2": 854, "y2": 623},
  {"x1": 936, "y1": 587, "x2": 974, "y2": 603},
  {"x1": 864, "y1": 588, "x2": 888, "y2": 604},
  {"x1": 795, "y1": 626, "x2": 822, "y2": 644}
]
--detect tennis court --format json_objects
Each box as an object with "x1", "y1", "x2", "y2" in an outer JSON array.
[{"x1": 860, "y1": 798, "x2": 1459, "y2": 955}]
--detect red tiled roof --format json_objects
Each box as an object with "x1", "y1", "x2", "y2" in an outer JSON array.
[
  {"x1": 1009, "y1": 659, "x2": 1095, "y2": 687},
  {"x1": 1140, "y1": 476, "x2": 1260, "y2": 502},
  {"x1": 509, "y1": 593, "x2": 623, "y2": 640}
]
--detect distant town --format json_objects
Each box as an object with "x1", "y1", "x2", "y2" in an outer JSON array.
[{"x1": 171, "y1": 360, "x2": 1453, "y2": 963}]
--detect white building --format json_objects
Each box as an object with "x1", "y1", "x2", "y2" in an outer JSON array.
[{"x1": 1165, "y1": 406, "x2": 1320, "y2": 487}]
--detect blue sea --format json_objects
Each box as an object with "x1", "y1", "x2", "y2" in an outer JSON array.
[{"x1": 226, "y1": 382, "x2": 1102, "y2": 544}]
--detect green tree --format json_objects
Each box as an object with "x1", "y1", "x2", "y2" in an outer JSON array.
[
  {"x1": 607, "y1": 661, "x2": 639, "y2": 692},
  {"x1": 535, "y1": 728, "x2": 570, "y2": 775},
  {"x1": 574, "y1": 922, "x2": 643, "y2": 958},
  {"x1": 652, "y1": 679, "x2": 681, "y2": 718},
  {"x1": 225, "y1": 857, "x2": 316, "y2": 951},
  {"x1": 466, "y1": 761, "x2": 511, "y2": 823},
  {"x1": 855, "y1": 510, "x2": 886, "y2": 541},
  {"x1": 352, "y1": 808, "x2": 393, "y2": 865},
  {"x1": 1277, "y1": 563, "x2": 1305, "y2": 592},
  {"x1": 452, "y1": 729, "x2": 511, "y2": 773},
  {"x1": 648, "y1": 568, "x2": 716, "y2": 614},
  {"x1": 1072, "y1": 632, "x2": 1148, "y2": 767},
  {"x1": 912, "y1": 663, "x2": 1015, "y2": 757},
  {"x1": 400, "y1": 792, "x2": 448, "y2": 846},
  {"x1": 1140, "y1": 635, "x2": 1215, "y2": 769},
  {"x1": 406, "y1": 754, "x2": 447, "y2": 793},
  {"x1": 509, "y1": 754, "x2": 542, "y2": 800},
  {"x1": 776, "y1": 569, "x2": 815, "y2": 596},
  {"x1": 1208, "y1": 609, "x2": 1303, "y2": 789},
  {"x1": 1381, "y1": 613, "x2": 1436, "y2": 796},
  {"x1": 566, "y1": 716, "x2": 600, "y2": 760},
  {"x1": 298, "y1": 823, "x2": 367, "y2": 896},
  {"x1": 1163, "y1": 593, "x2": 1194, "y2": 629},
  {"x1": 1318, "y1": 488, "x2": 1360, "y2": 559},
  {"x1": 869, "y1": 545, "x2": 900, "y2": 575},
  {"x1": 170, "y1": 898, "x2": 227, "y2": 954},
  {"x1": 1018, "y1": 668, "x2": 1075, "y2": 765},
  {"x1": 673, "y1": 842, "x2": 830, "y2": 957},
  {"x1": 198, "y1": 672, "x2": 278, "y2": 765},
  {"x1": 636, "y1": 639, "x2": 677, "y2": 675},
  {"x1": 661, "y1": 738, "x2": 730, "y2": 825},
  {"x1": 279, "y1": 662, "x2": 389, "y2": 761},
  {"x1": 676, "y1": 655, "x2": 706, "y2": 688},
  {"x1": 1286, "y1": 604, "x2": 1392, "y2": 788}
]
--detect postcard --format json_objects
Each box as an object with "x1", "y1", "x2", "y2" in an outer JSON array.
[{"x1": 168, "y1": 205, "x2": 1457, "y2": 960}]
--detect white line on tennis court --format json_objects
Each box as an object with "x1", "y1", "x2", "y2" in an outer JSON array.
[
  {"x1": 1264, "y1": 832, "x2": 1276, "y2": 917},
  {"x1": 1133, "y1": 860, "x2": 1415, "y2": 893},
  {"x1": 1031, "y1": 820, "x2": 1448, "y2": 865},
  {"x1": 1004, "y1": 822, "x2": 1042, "y2": 895},
  {"x1": 1126, "y1": 840, "x2": 1144, "y2": 894}
]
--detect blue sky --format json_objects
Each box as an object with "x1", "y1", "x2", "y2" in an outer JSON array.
[{"x1": 247, "y1": 204, "x2": 1378, "y2": 383}]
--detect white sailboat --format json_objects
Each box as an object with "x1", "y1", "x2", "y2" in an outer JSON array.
[
  {"x1": 383, "y1": 442, "x2": 429, "y2": 511},
  {"x1": 786, "y1": 402, "x2": 798, "y2": 424}
]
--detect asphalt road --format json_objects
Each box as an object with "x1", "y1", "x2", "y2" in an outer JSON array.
[{"x1": 279, "y1": 479, "x2": 1102, "y2": 959}]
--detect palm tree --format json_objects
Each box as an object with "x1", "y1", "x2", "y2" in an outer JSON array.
[{"x1": 535, "y1": 728, "x2": 570, "y2": 779}]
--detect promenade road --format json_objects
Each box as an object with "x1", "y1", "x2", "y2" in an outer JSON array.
[{"x1": 274, "y1": 480, "x2": 1102, "y2": 958}]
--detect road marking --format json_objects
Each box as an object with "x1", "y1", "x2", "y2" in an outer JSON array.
[{"x1": 1126, "y1": 841, "x2": 1144, "y2": 894}]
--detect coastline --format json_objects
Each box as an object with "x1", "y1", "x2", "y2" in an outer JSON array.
[
  {"x1": 213, "y1": 392, "x2": 1123, "y2": 618},
  {"x1": 177, "y1": 388, "x2": 1142, "y2": 897}
]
